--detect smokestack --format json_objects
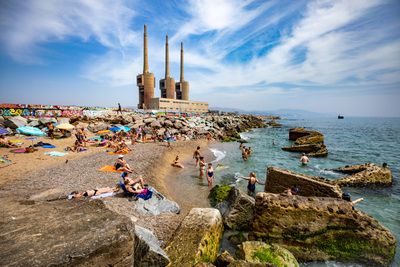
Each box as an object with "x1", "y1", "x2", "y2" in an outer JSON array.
[
  {"x1": 165, "y1": 35, "x2": 169, "y2": 78},
  {"x1": 180, "y1": 42, "x2": 184, "y2": 82},
  {"x1": 143, "y1": 24, "x2": 149, "y2": 74}
]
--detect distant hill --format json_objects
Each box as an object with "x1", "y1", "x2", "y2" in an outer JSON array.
[{"x1": 210, "y1": 107, "x2": 336, "y2": 117}]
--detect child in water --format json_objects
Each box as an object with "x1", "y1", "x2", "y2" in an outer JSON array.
[{"x1": 206, "y1": 163, "x2": 214, "y2": 187}]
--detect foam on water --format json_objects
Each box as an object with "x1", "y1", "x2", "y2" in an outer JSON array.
[{"x1": 210, "y1": 148, "x2": 226, "y2": 162}]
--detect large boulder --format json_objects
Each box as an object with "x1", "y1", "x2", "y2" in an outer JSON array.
[
  {"x1": 0, "y1": 198, "x2": 135, "y2": 266},
  {"x1": 216, "y1": 187, "x2": 255, "y2": 230},
  {"x1": 27, "y1": 118, "x2": 41, "y2": 127},
  {"x1": 165, "y1": 208, "x2": 224, "y2": 266},
  {"x1": 87, "y1": 122, "x2": 109, "y2": 133},
  {"x1": 265, "y1": 166, "x2": 343, "y2": 198},
  {"x1": 38, "y1": 117, "x2": 57, "y2": 125},
  {"x1": 281, "y1": 143, "x2": 328, "y2": 157},
  {"x1": 135, "y1": 188, "x2": 180, "y2": 215},
  {"x1": 284, "y1": 128, "x2": 327, "y2": 157},
  {"x1": 249, "y1": 193, "x2": 397, "y2": 265},
  {"x1": 150, "y1": 120, "x2": 162, "y2": 128},
  {"x1": 134, "y1": 226, "x2": 169, "y2": 267},
  {"x1": 333, "y1": 163, "x2": 393, "y2": 187},
  {"x1": 236, "y1": 242, "x2": 299, "y2": 267},
  {"x1": 144, "y1": 118, "x2": 156, "y2": 124},
  {"x1": 164, "y1": 120, "x2": 173, "y2": 128},
  {"x1": 3, "y1": 116, "x2": 28, "y2": 129}
]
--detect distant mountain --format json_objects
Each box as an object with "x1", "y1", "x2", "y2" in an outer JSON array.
[{"x1": 210, "y1": 107, "x2": 336, "y2": 117}]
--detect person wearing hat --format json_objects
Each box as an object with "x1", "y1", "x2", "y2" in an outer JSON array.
[{"x1": 115, "y1": 155, "x2": 134, "y2": 173}]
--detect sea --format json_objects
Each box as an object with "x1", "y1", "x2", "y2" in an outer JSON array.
[{"x1": 202, "y1": 117, "x2": 400, "y2": 266}]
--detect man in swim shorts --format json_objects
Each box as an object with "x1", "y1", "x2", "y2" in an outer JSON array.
[
  {"x1": 300, "y1": 153, "x2": 310, "y2": 165},
  {"x1": 193, "y1": 146, "x2": 201, "y2": 167}
]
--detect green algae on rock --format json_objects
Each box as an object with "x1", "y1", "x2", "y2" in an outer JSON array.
[
  {"x1": 248, "y1": 193, "x2": 397, "y2": 265},
  {"x1": 165, "y1": 208, "x2": 224, "y2": 266},
  {"x1": 236, "y1": 241, "x2": 299, "y2": 267},
  {"x1": 208, "y1": 185, "x2": 231, "y2": 207}
]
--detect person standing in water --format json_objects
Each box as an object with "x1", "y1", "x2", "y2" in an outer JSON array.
[
  {"x1": 206, "y1": 163, "x2": 214, "y2": 187},
  {"x1": 193, "y1": 146, "x2": 201, "y2": 167},
  {"x1": 199, "y1": 157, "x2": 206, "y2": 178},
  {"x1": 238, "y1": 172, "x2": 265, "y2": 195},
  {"x1": 300, "y1": 153, "x2": 310, "y2": 165}
]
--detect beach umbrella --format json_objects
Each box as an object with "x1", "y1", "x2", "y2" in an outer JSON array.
[
  {"x1": 97, "y1": 130, "x2": 110, "y2": 134},
  {"x1": 16, "y1": 126, "x2": 45, "y2": 136},
  {"x1": 0, "y1": 127, "x2": 10, "y2": 135},
  {"x1": 109, "y1": 126, "x2": 131, "y2": 132},
  {"x1": 108, "y1": 127, "x2": 122, "y2": 132},
  {"x1": 56, "y1": 123, "x2": 75, "y2": 130}
]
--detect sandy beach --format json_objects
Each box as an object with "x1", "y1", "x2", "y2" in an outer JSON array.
[{"x1": 0, "y1": 134, "x2": 214, "y2": 247}]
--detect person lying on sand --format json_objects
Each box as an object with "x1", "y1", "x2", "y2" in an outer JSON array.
[
  {"x1": 172, "y1": 156, "x2": 184, "y2": 168},
  {"x1": 115, "y1": 155, "x2": 134, "y2": 173},
  {"x1": 238, "y1": 172, "x2": 265, "y2": 195},
  {"x1": 0, "y1": 134, "x2": 18, "y2": 148},
  {"x1": 115, "y1": 140, "x2": 132, "y2": 153},
  {"x1": 71, "y1": 185, "x2": 120, "y2": 198}
]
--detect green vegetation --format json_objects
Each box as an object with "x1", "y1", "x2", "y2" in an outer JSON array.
[
  {"x1": 208, "y1": 185, "x2": 231, "y2": 207},
  {"x1": 251, "y1": 247, "x2": 282, "y2": 267}
]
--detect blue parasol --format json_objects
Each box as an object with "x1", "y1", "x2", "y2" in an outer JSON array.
[
  {"x1": 16, "y1": 126, "x2": 45, "y2": 136},
  {"x1": 109, "y1": 126, "x2": 131, "y2": 132},
  {"x1": 0, "y1": 127, "x2": 10, "y2": 135}
]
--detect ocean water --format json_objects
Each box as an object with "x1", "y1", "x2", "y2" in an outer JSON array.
[{"x1": 208, "y1": 117, "x2": 400, "y2": 266}]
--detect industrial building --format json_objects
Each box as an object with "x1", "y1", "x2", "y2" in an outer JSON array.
[{"x1": 137, "y1": 25, "x2": 209, "y2": 113}]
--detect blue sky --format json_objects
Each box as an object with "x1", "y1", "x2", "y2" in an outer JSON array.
[{"x1": 1, "y1": 0, "x2": 399, "y2": 117}]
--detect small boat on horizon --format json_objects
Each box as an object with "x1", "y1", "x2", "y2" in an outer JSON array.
[{"x1": 338, "y1": 114, "x2": 344, "y2": 119}]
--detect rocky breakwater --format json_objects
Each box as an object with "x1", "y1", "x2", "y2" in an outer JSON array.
[
  {"x1": 248, "y1": 193, "x2": 397, "y2": 265},
  {"x1": 61, "y1": 114, "x2": 266, "y2": 141},
  {"x1": 331, "y1": 163, "x2": 393, "y2": 187},
  {"x1": 265, "y1": 166, "x2": 343, "y2": 198},
  {"x1": 165, "y1": 208, "x2": 224, "y2": 266},
  {"x1": 282, "y1": 127, "x2": 328, "y2": 157}
]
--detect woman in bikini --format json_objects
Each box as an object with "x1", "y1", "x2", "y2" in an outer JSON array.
[
  {"x1": 115, "y1": 155, "x2": 134, "y2": 173},
  {"x1": 238, "y1": 172, "x2": 264, "y2": 195},
  {"x1": 71, "y1": 185, "x2": 120, "y2": 198},
  {"x1": 199, "y1": 157, "x2": 206, "y2": 178},
  {"x1": 172, "y1": 156, "x2": 184, "y2": 168},
  {"x1": 206, "y1": 163, "x2": 214, "y2": 187}
]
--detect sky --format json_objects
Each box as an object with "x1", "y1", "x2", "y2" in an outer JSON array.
[{"x1": 0, "y1": 0, "x2": 400, "y2": 117}]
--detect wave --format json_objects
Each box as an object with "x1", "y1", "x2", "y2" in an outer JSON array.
[
  {"x1": 211, "y1": 148, "x2": 227, "y2": 162},
  {"x1": 239, "y1": 132, "x2": 250, "y2": 140}
]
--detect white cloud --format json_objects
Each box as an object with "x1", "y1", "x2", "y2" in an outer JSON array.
[{"x1": 0, "y1": 0, "x2": 139, "y2": 64}]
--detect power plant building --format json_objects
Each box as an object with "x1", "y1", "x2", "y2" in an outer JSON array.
[{"x1": 137, "y1": 25, "x2": 208, "y2": 113}]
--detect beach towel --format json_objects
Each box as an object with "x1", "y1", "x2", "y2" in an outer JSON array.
[
  {"x1": 10, "y1": 140, "x2": 24, "y2": 143},
  {"x1": 11, "y1": 148, "x2": 27, "y2": 153},
  {"x1": 44, "y1": 151, "x2": 69, "y2": 157},
  {"x1": 137, "y1": 188, "x2": 153, "y2": 200},
  {"x1": 68, "y1": 189, "x2": 116, "y2": 200},
  {"x1": 98, "y1": 165, "x2": 123, "y2": 172},
  {"x1": 43, "y1": 145, "x2": 57, "y2": 148},
  {"x1": 107, "y1": 151, "x2": 129, "y2": 155},
  {"x1": 77, "y1": 148, "x2": 87, "y2": 152},
  {"x1": 0, "y1": 157, "x2": 11, "y2": 163}
]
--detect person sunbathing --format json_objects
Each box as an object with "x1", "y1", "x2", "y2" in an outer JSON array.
[
  {"x1": 0, "y1": 134, "x2": 18, "y2": 148},
  {"x1": 172, "y1": 156, "x2": 184, "y2": 168},
  {"x1": 123, "y1": 173, "x2": 145, "y2": 188},
  {"x1": 115, "y1": 155, "x2": 134, "y2": 173},
  {"x1": 71, "y1": 185, "x2": 120, "y2": 198},
  {"x1": 119, "y1": 140, "x2": 132, "y2": 152}
]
